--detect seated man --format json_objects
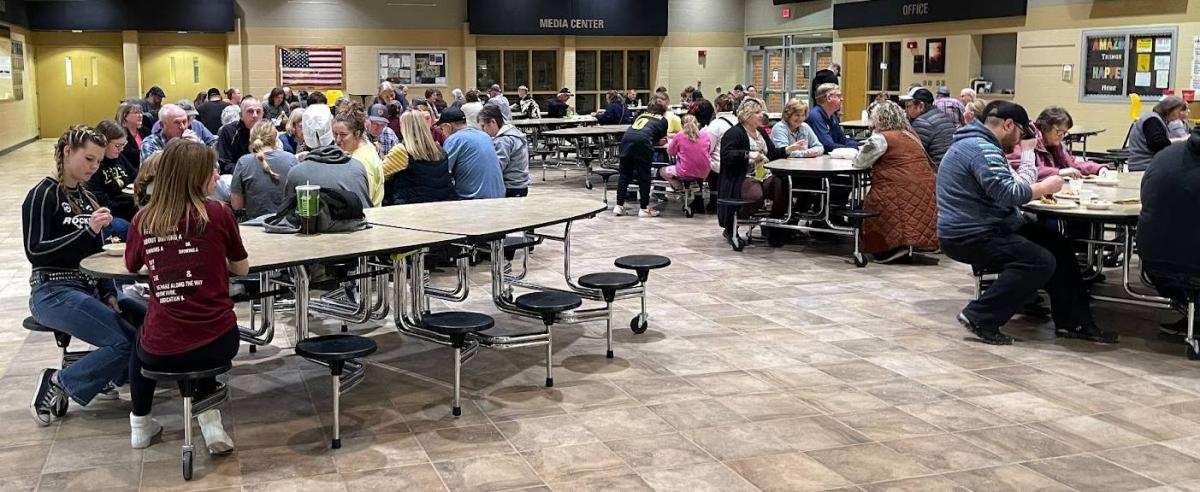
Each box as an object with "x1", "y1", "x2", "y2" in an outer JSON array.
[
  {"x1": 478, "y1": 104, "x2": 530, "y2": 197},
  {"x1": 149, "y1": 100, "x2": 217, "y2": 147},
  {"x1": 284, "y1": 104, "x2": 372, "y2": 209},
  {"x1": 1138, "y1": 125, "x2": 1200, "y2": 336},
  {"x1": 807, "y1": 83, "x2": 861, "y2": 152},
  {"x1": 141, "y1": 104, "x2": 207, "y2": 161},
  {"x1": 436, "y1": 108, "x2": 506, "y2": 200},
  {"x1": 546, "y1": 88, "x2": 573, "y2": 118},
  {"x1": 937, "y1": 101, "x2": 1117, "y2": 345},
  {"x1": 217, "y1": 97, "x2": 264, "y2": 174},
  {"x1": 901, "y1": 87, "x2": 955, "y2": 168}
]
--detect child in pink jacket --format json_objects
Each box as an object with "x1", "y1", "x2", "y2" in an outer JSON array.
[{"x1": 663, "y1": 115, "x2": 712, "y2": 190}]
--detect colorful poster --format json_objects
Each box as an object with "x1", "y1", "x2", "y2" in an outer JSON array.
[
  {"x1": 1137, "y1": 39, "x2": 1153, "y2": 53},
  {"x1": 1137, "y1": 54, "x2": 1151, "y2": 71}
]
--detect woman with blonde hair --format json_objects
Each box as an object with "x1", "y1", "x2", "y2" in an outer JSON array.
[
  {"x1": 716, "y1": 97, "x2": 788, "y2": 248},
  {"x1": 231, "y1": 120, "x2": 299, "y2": 219},
  {"x1": 279, "y1": 107, "x2": 305, "y2": 153},
  {"x1": 381, "y1": 111, "x2": 456, "y2": 205},
  {"x1": 852, "y1": 100, "x2": 938, "y2": 263},
  {"x1": 25, "y1": 125, "x2": 139, "y2": 427},
  {"x1": 125, "y1": 139, "x2": 247, "y2": 453},
  {"x1": 663, "y1": 114, "x2": 712, "y2": 195},
  {"x1": 963, "y1": 99, "x2": 987, "y2": 125},
  {"x1": 771, "y1": 99, "x2": 823, "y2": 158}
]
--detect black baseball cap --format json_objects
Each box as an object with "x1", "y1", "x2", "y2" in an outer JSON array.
[
  {"x1": 558, "y1": 87, "x2": 573, "y2": 96},
  {"x1": 983, "y1": 100, "x2": 1036, "y2": 139},
  {"x1": 435, "y1": 107, "x2": 465, "y2": 125},
  {"x1": 900, "y1": 87, "x2": 934, "y2": 105},
  {"x1": 206, "y1": 87, "x2": 221, "y2": 98},
  {"x1": 368, "y1": 103, "x2": 389, "y2": 123},
  {"x1": 733, "y1": 84, "x2": 745, "y2": 92}
]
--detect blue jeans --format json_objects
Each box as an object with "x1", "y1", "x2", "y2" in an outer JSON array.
[{"x1": 29, "y1": 281, "x2": 141, "y2": 405}]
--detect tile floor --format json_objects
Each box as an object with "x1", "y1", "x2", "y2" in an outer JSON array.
[{"x1": 0, "y1": 140, "x2": 1197, "y2": 491}]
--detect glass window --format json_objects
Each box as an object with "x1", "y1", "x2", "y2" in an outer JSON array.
[
  {"x1": 868, "y1": 43, "x2": 883, "y2": 91},
  {"x1": 599, "y1": 51, "x2": 623, "y2": 91},
  {"x1": 576, "y1": 93, "x2": 597, "y2": 114},
  {"x1": 532, "y1": 51, "x2": 556, "y2": 92},
  {"x1": 503, "y1": 50, "x2": 529, "y2": 92},
  {"x1": 476, "y1": 51, "x2": 500, "y2": 90},
  {"x1": 576, "y1": 50, "x2": 597, "y2": 91},
  {"x1": 626, "y1": 50, "x2": 650, "y2": 90},
  {"x1": 886, "y1": 42, "x2": 902, "y2": 92}
]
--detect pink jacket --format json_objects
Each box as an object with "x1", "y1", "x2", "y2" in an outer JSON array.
[
  {"x1": 667, "y1": 131, "x2": 712, "y2": 179},
  {"x1": 1006, "y1": 127, "x2": 1105, "y2": 181}
]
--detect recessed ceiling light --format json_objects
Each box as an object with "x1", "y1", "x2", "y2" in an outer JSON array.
[
  {"x1": 71, "y1": 30, "x2": 82, "y2": 33},
  {"x1": 177, "y1": 31, "x2": 188, "y2": 34}
]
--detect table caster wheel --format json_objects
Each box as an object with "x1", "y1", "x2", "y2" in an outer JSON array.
[
  {"x1": 248, "y1": 345, "x2": 257, "y2": 354},
  {"x1": 585, "y1": 181, "x2": 594, "y2": 190},
  {"x1": 853, "y1": 252, "x2": 869, "y2": 268},
  {"x1": 630, "y1": 317, "x2": 648, "y2": 334},
  {"x1": 51, "y1": 395, "x2": 68, "y2": 418},
  {"x1": 684, "y1": 208, "x2": 694, "y2": 218},
  {"x1": 182, "y1": 449, "x2": 194, "y2": 481},
  {"x1": 1188, "y1": 343, "x2": 1200, "y2": 361}
]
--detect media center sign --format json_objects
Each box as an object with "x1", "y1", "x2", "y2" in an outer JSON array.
[{"x1": 468, "y1": 0, "x2": 667, "y2": 36}]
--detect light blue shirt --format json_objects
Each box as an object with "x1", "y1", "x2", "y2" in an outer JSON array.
[
  {"x1": 444, "y1": 127, "x2": 506, "y2": 200},
  {"x1": 770, "y1": 120, "x2": 824, "y2": 158}
]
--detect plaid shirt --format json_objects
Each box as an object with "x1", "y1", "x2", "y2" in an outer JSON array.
[
  {"x1": 369, "y1": 127, "x2": 400, "y2": 160},
  {"x1": 933, "y1": 97, "x2": 966, "y2": 128}
]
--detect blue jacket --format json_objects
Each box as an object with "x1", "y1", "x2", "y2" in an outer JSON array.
[
  {"x1": 596, "y1": 101, "x2": 632, "y2": 125},
  {"x1": 936, "y1": 121, "x2": 1036, "y2": 240},
  {"x1": 444, "y1": 127, "x2": 506, "y2": 200},
  {"x1": 807, "y1": 105, "x2": 860, "y2": 151}
]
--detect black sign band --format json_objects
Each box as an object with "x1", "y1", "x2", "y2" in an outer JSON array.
[
  {"x1": 833, "y1": 0, "x2": 1027, "y2": 30},
  {"x1": 468, "y1": 0, "x2": 668, "y2": 36}
]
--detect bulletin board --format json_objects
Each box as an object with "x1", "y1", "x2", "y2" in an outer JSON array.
[
  {"x1": 1080, "y1": 28, "x2": 1176, "y2": 102},
  {"x1": 0, "y1": 26, "x2": 14, "y2": 101},
  {"x1": 378, "y1": 50, "x2": 448, "y2": 87}
]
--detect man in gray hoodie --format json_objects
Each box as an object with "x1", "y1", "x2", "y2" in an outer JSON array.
[
  {"x1": 479, "y1": 104, "x2": 530, "y2": 197},
  {"x1": 937, "y1": 101, "x2": 1116, "y2": 346},
  {"x1": 283, "y1": 105, "x2": 371, "y2": 210}
]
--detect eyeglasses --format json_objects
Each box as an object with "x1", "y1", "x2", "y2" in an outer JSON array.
[{"x1": 1050, "y1": 127, "x2": 1069, "y2": 137}]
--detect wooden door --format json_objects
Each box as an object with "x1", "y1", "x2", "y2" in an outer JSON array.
[
  {"x1": 35, "y1": 46, "x2": 124, "y2": 137},
  {"x1": 140, "y1": 45, "x2": 227, "y2": 105},
  {"x1": 841, "y1": 44, "x2": 868, "y2": 121}
]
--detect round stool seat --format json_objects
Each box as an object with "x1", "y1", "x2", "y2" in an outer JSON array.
[
  {"x1": 296, "y1": 334, "x2": 378, "y2": 363},
  {"x1": 141, "y1": 363, "x2": 232, "y2": 382},
  {"x1": 717, "y1": 198, "x2": 757, "y2": 207},
  {"x1": 593, "y1": 168, "x2": 619, "y2": 178},
  {"x1": 614, "y1": 255, "x2": 671, "y2": 272},
  {"x1": 838, "y1": 209, "x2": 881, "y2": 220},
  {"x1": 23, "y1": 316, "x2": 53, "y2": 333},
  {"x1": 422, "y1": 311, "x2": 495, "y2": 335},
  {"x1": 579, "y1": 272, "x2": 639, "y2": 293},
  {"x1": 516, "y1": 291, "x2": 583, "y2": 314}
]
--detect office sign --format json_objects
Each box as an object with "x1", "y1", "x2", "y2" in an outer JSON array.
[
  {"x1": 833, "y1": 0, "x2": 1027, "y2": 30},
  {"x1": 468, "y1": 0, "x2": 668, "y2": 36}
]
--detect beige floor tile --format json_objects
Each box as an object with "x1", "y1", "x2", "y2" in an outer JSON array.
[
  {"x1": 975, "y1": 365, "x2": 1080, "y2": 391},
  {"x1": 41, "y1": 436, "x2": 143, "y2": 474},
  {"x1": 957, "y1": 425, "x2": 1081, "y2": 461},
  {"x1": 35, "y1": 463, "x2": 141, "y2": 492},
  {"x1": 682, "y1": 421, "x2": 794, "y2": 461},
  {"x1": 0, "y1": 443, "x2": 49, "y2": 479},
  {"x1": 756, "y1": 415, "x2": 870, "y2": 452},
  {"x1": 806, "y1": 443, "x2": 931, "y2": 484},
  {"x1": 726, "y1": 451, "x2": 852, "y2": 492},
  {"x1": 329, "y1": 432, "x2": 429, "y2": 474},
  {"x1": 715, "y1": 392, "x2": 820, "y2": 421},
  {"x1": 792, "y1": 384, "x2": 891, "y2": 414},
  {"x1": 813, "y1": 360, "x2": 903, "y2": 384},
  {"x1": 861, "y1": 475, "x2": 969, "y2": 492},
  {"x1": 433, "y1": 453, "x2": 544, "y2": 492},
  {"x1": 604, "y1": 433, "x2": 713, "y2": 472},
  {"x1": 575, "y1": 406, "x2": 675, "y2": 441},
  {"x1": 833, "y1": 407, "x2": 944, "y2": 441},
  {"x1": 944, "y1": 464, "x2": 1073, "y2": 492},
  {"x1": 545, "y1": 473, "x2": 653, "y2": 491},
  {"x1": 240, "y1": 473, "x2": 347, "y2": 492},
  {"x1": 612, "y1": 376, "x2": 707, "y2": 405},
  {"x1": 965, "y1": 391, "x2": 1077, "y2": 423},
  {"x1": 495, "y1": 415, "x2": 597, "y2": 452},
  {"x1": 647, "y1": 398, "x2": 746, "y2": 430},
  {"x1": 1099, "y1": 443, "x2": 1200, "y2": 484},
  {"x1": 521, "y1": 442, "x2": 631, "y2": 483},
  {"x1": 638, "y1": 462, "x2": 758, "y2": 492},
  {"x1": 1029, "y1": 415, "x2": 1154, "y2": 451},
  {"x1": 340, "y1": 463, "x2": 447, "y2": 491},
  {"x1": 881, "y1": 433, "x2": 1004, "y2": 472},
  {"x1": 237, "y1": 442, "x2": 338, "y2": 484},
  {"x1": 1093, "y1": 378, "x2": 1200, "y2": 407},
  {"x1": 898, "y1": 399, "x2": 1011, "y2": 432},
  {"x1": 857, "y1": 378, "x2": 951, "y2": 405},
  {"x1": 1024, "y1": 454, "x2": 1162, "y2": 491},
  {"x1": 927, "y1": 348, "x2": 1019, "y2": 371},
  {"x1": 682, "y1": 370, "x2": 776, "y2": 397},
  {"x1": 1095, "y1": 406, "x2": 1200, "y2": 441},
  {"x1": 914, "y1": 371, "x2": 1017, "y2": 398},
  {"x1": 414, "y1": 423, "x2": 514, "y2": 462}
]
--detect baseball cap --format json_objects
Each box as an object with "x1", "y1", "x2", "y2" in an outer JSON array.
[
  {"x1": 733, "y1": 84, "x2": 745, "y2": 92},
  {"x1": 435, "y1": 107, "x2": 466, "y2": 125},
  {"x1": 488, "y1": 84, "x2": 501, "y2": 93},
  {"x1": 936, "y1": 86, "x2": 951, "y2": 97},
  {"x1": 899, "y1": 87, "x2": 934, "y2": 105},
  {"x1": 983, "y1": 100, "x2": 1036, "y2": 139},
  {"x1": 206, "y1": 87, "x2": 221, "y2": 98},
  {"x1": 368, "y1": 103, "x2": 389, "y2": 123},
  {"x1": 558, "y1": 88, "x2": 573, "y2": 96},
  {"x1": 177, "y1": 100, "x2": 199, "y2": 116}
]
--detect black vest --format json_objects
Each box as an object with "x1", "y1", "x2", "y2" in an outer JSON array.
[{"x1": 384, "y1": 157, "x2": 457, "y2": 205}]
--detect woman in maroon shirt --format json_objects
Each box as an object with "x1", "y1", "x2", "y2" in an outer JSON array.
[{"x1": 124, "y1": 139, "x2": 249, "y2": 452}]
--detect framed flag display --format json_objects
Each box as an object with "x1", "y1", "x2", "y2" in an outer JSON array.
[{"x1": 278, "y1": 46, "x2": 345, "y2": 89}]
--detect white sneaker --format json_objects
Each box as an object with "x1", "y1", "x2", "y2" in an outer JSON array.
[
  {"x1": 612, "y1": 205, "x2": 626, "y2": 216},
  {"x1": 638, "y1": 208, "x2": 660, "y2": 217},
  {"x1": 129, "y1": 413, "x2": 163, "y2": 449},
  {"x1": 197, "y1": 409, "x2": 234, "y2": 455}
]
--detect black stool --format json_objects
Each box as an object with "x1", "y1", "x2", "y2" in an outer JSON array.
[
  {"x1": 578, "y1": 273, "x2": 639, "y2": 358},
  {"x1": 614, "y1": 255, "x2": 671, "y2": 334},
  {"x1": 140, "y1": 364, "x2": 232, "y2": 481},
  {"x1": 422, "y1": 312, "x2": 495, "y2": 416},
  {"x1": 717, "y1": 198, "x2": 758, "y2": 251},
  {"x1": 836, "y1": 209, "x2": 881, "y2": 267},
  {"x1": 502, "y1": 235, "x2": 542, "y2": 262},
  {"x1": 23, "y1": 317, "x2": 88, "y2": 417},
  {"x1": 592, "y1": 168, "x2": 619, "y2": 204},
  {"x1": 678, "y1": 179, "x2": 703, "y2": 217},
  {"x1": 295, "y1": 334, "x2": 378, "y2": 449},
  {"x1": 515, "y1": 292, "x2": 582, "y2": 387}
]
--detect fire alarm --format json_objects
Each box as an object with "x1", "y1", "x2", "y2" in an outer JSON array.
[
  {"x1": 781, "y1": 7, "x2": 791, "y2": 18},
  {"x1": 699, "y1": 49, "x2": 707, "y2": 56},
  {"x1": 907, "y1": 41, "x2": 918, "y2": 50}
]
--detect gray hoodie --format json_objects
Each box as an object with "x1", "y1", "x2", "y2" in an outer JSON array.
[
  {"x1": 283, "y1": 145, "x2": 372, "y2": 210},
  {"x1": 493, "y1": 124, "x2": 530, "y2": 190}
]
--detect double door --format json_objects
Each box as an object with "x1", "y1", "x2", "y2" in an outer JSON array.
[
  {"x1": 35, "y1": 46, "x2": 125, "y2": 138},
  {"x1": 140, "y1": 45, "x2": 227, "y2": 105},
  {"x1": 747, "y1": 44, "x2": 834, "y2": 112}
]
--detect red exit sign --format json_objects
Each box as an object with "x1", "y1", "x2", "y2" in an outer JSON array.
[{"x1": 781, "y1": 7, "x2": 791, "y2": 18}]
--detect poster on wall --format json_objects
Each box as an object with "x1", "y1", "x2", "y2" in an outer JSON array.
[
  {"x1": 379, "y1": 50, "x2": 448, "y2": 86},
  {"x1": 1083, "y1": 34, "x2": 1127, "y2": 97},
  {"x1": 1126, "y1": 34, "x2": 1173, "y2": 97},
  {"x1": 1081, "y1": 29, "x2": 1176, "y2": 100},
  {"x1": 925, "y1": 38, "x2": 946, "y2": 74},
  {"x1": 10, "y1": 39, "x2": 21, "y2": 101},
  {"x1": 1192, "y1": 35, "x2": 1200, "y2": 91},
  {"x1": 278, "y1": 46, "x2": 345, "y2": 89}
]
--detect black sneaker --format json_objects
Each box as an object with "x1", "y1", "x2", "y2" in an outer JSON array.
[
  {"x1": 957, "y1": 312, "x2": 1014, "y2": 345},
  {"x1": 1160, "y1": 317, "x2": 1189, "y2": 337},
  {"x1": 1020, "y1": 296, "x2": 1051, "y2": 318},
  {"x1": 30, "y1": 368, "x2": 64, "y2": 426},
  {"x1": 1057, "y1": 321, "x2": 1119, "y2": 344}
]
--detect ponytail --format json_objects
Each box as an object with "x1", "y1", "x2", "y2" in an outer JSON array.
[{"x1": 248, "y1": 120, "x2": 281, "y2": 182}]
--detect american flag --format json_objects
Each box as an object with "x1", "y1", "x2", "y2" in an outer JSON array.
[{"x1": 279, "y1": 47, "x2": 344, "y2": 88}]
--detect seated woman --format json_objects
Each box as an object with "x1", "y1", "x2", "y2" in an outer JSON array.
[
  {"x1": 232, "y1": 120, "x2": 299, "y2": 220},
  {"x1": 25, "y1": 126, "x2": 139, "y2": 425},
  {"x1": 717, "y1": 97, "x2": 788, "y2": 248},
  {"x1": 91, "y1": 120, "x2": 141, "y2": 239},
  {"x1": 1005, "y1": 106, "x2": 1107, "y2": 181},
  {"x1": 963, "y1": 99, "x2": 987, "y2": 126},
  {"x1": 770, "y1": 99, "x2": 824, "y2": 158},
  {"x1": 286, "y1": 104, "x2": 371, "y2": 209},
  {"x1": 132, "y1": 152, "x2": 162, "y2": 208},
  {"x1": 663, "y1": 115, "x2": 712, "y2": 196},
  {"x1": 1128, "y1": 96, "x2": 1191, "y2": 171},
  {"x1": 278, "y1": 107, "x2": 305, "y2": 154},
  {"x1": 333, "y1": 103, "x2": 384, "y2": 207},
  {"x1": 117, "y1": 102, "x2": 147, "y2": 170},
  {"x1": 852, "y1": 101, "x2": 939, "y2": 263},
  {"x1": 125, "y1": 139, "x2": 247, "y2": 452},
  {"x1": 595, "y1": 90, "x2": 632, "y2": 125},
  {"x1": 382, "y1": 111, "x2": 456, "y2": 205}
]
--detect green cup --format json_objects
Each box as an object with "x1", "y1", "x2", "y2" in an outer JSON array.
[{"x1": 296, "y1": 184, "x2": 320, "y2": 234}]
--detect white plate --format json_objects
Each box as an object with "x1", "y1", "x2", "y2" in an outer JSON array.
[
  {"x1": 1028, "y1": 201, "x2": 1078, "y2": 210},
  {"x1": 102, "y1": 243, "x2": 125, "y2": 256},
  {"x1": 1052, "y1": 192, "x2": 1081, "y2": 201},
  {"x1": 1085, "y1": 201, "x2": 1113, "y2": 210}
]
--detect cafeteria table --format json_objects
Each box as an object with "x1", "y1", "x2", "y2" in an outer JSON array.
[
  {"x1": 1022, "y1": 178, "x2": 1169, "y2": 309},
  {"x1": 542, "y1": 125, "x2": 631, "y2": 189},
  {"x1": 514, "y1": 116, "x2": 598, "y2": 163},
  {"x1": 763, "y1": 156, "x2": 873, "y2": 266},
  {"x1": 1068, "y1": 126, "x2": 1106, "y2": 161}
]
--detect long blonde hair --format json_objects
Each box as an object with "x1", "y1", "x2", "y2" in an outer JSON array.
[
  {"x1": 54, "y1": 126, "x2": 106, "y2": 213},
  {"x1": 681, "y1": 114, "x2": 701, "y2": 141},
  {"x1": 249, "y1": 120, "x2": 281, "y2": 182},
  {"x1": 398, "y1": 111, "x2": 444, "y2": 162},
  {"x1": 136, "y1": 140, "x2": 217, "y2": 238},
  {"x1": 133, "y1": 152, "x2": 161, "y2": 207}
]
